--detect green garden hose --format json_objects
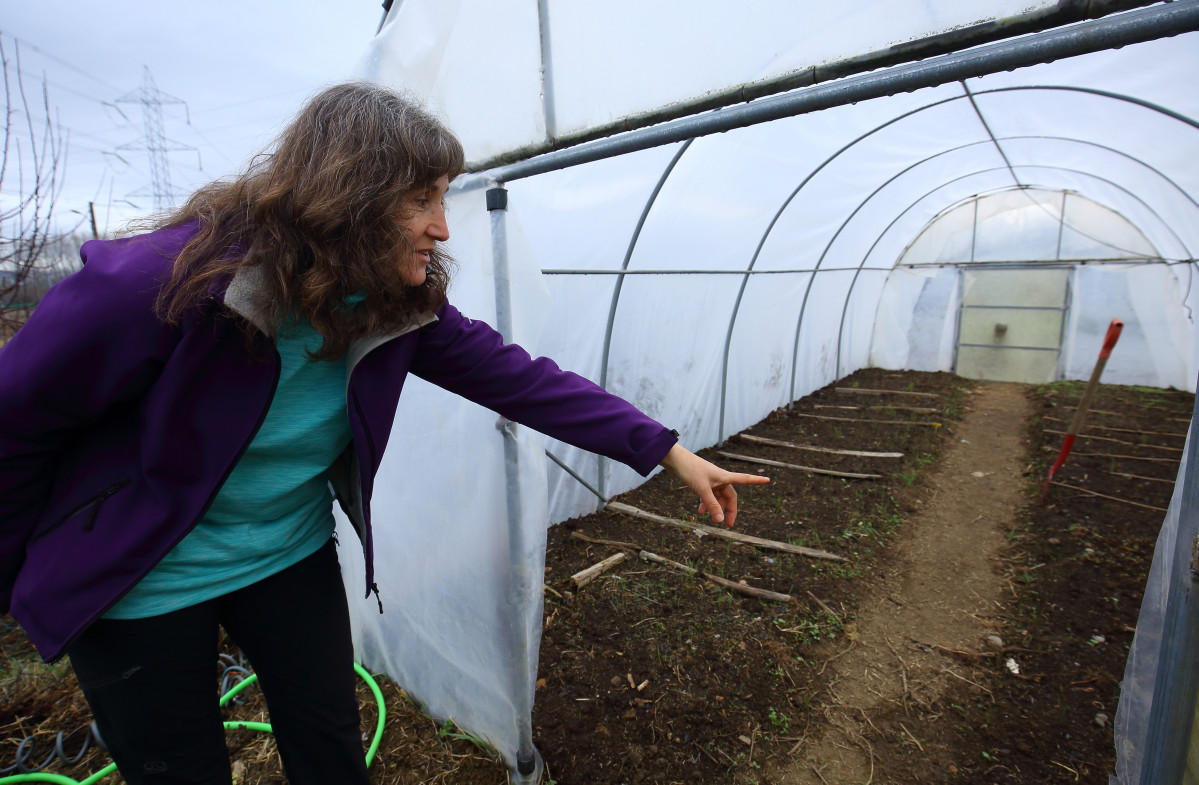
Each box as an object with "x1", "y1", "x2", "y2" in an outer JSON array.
[{"x1": 0, "y1": 662, "x2": 385, "y2": 785}]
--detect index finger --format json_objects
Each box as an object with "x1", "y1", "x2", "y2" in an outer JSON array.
[{"x1": 723, "y1": 472, "x2": 771, "y2": 486}]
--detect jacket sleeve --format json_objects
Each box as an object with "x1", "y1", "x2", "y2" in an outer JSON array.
[
  {"x1": 0, "y1": 234, "x2": 180, "y2": 610},
  {"x1": 409, "y1": 302, "x2": 677, "y2": 477}
]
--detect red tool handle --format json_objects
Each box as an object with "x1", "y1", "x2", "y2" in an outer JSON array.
[
  {"x1": 1099, "y1": 319, "x2": 1124, "y2": 360},
  {"x1": 1041, "y1": 318, "x2": 1124, "y2": 502}
]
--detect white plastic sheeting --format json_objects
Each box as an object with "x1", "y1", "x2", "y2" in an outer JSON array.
[
  {"x1": 872, "y1": 187, "x2": 1193, "y2": 385},
  {"x1": 336, "y1": 189, "x2": 553, "y2": 768},
  {"x1": 361, "y1": 0, "x2": 1123, "y2": 167},
  {"x1": 1113, "y1": 403, "x2": 1198, "y2": 785},
  {"x1": 345, "y1": 3, "x2": 1199, "y2": 775}
]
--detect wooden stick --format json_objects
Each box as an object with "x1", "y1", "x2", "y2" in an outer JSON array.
[
  {"x1": 870, "y1": 405, "x2": 939, "y2": 414},
  {"x1": 717, "y1": 451, "x2": 882, "y2": 480},
  {"x1": 739, "y1": 433, "x2": 903, "y2": 459},
  {"x1": 793, "y1": 412, "x2": 942, "y2": 428},
  {"x1": 816, "y1": 404, "x2": 938, "y2": 414},
  {"x1": 570, "y1": 552, "x2": 627, "y2": 588},
  {"x1": 1040, "y1": 416, "x2": 1185, "y2": 439},
  {"x1": 806, "y1": 591, "x2": 842, "y2": 625},
  {"x1": 606, "y1": 501, "x2": 849, "y2": 562},
  {"x1": 1050, "y1": 449, "x2": 1178, "y2": 464},
  {"x1": 1105, "y1": 471, "x2": 1175, "y2": 485},
  {"x1": 1043, "y1": 429, "x2": 1182, "y2": 453},
  {"x1": 638, "y1": 550, "x2": 795, "y2": 604},
  {"x1": 1088, "y1": 409, "x2": 1190, "y2": 425},
  {"x1": 1049, "y1": 481, "x2": 1168, "y2": 512},
  {"x1": 835, "y1": 387, "x2": 939, "y2": 399},
  {"x1": 570, "y1": 530, "x2": 640, "y2": 551},
  {"x1": 1085, "y1": 408, "x2": 1188, "y2": 419}
]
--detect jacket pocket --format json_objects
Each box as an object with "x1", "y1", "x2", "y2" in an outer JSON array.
[{"x1": 31, "y1": 478, "x2": 133, "y2": 543}]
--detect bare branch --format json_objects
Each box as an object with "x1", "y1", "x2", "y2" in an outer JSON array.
[{"x1": 0, "y1": 32, "x2": 73, "y2": 338}]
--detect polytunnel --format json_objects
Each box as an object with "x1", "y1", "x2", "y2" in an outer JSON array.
[{"x1": 332, "y1": 2, "x2": 1199, "y2": 782}]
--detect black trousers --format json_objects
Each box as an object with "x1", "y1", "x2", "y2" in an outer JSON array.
[{"x1": 67, "y1": 540, "x2": 370, "y2": 785}]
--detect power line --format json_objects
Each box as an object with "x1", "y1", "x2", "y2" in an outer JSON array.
[
  {"x1": 188, "y1": 86, "x2": 310, "y2": 116},
  {"x1": 0, "y1": 31, "x2": 123, "y2": 93},
  {"x1": 12, "y1": 66, "x2": 117, "y2": 108}
]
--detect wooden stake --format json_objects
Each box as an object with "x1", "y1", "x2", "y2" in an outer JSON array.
[
  {"x1": 1043, "y1": 429, "x2": 1181, "y2": 453},
  {"x1": 606, "y1": 501, "x2": 849, "y2": 562},
  {"x1": 738, "y1": 433, "x2": 903, "y2": 459},
  {"x1": 806, "y1": 591, "x2": 842, "y2": 625},
  {"x1": 717, "y1": 451, "x2": 882, "y2": 480},
  {"x1": 1050, "y1": 481, "x2": 1168, "y2": 512},
  {"x1": 819, "y1": 403, "x2": 938, "y2": 414},
  {"x1": 1105, "y1": 471, "x2": 1174, "y2": 485},
  {"x1": 1040, "y1": 416, "x2": 1185, "y2": 439},
  {"x1": 570, "y1": 530, "x2": 640, "y2": 551},
  {"x1": 1051, "y1": 449, "x2": 1178, "y2": 464},
  {"x1": 835, "y1": 387, "x2": 939, "y2": 399},
  {"x1": 570, "y1": 552, "x2": 627, "y2": 588},
  {"x1": 792, "y1": 412, "x2": 942, "y2": 428},
  {"x1": 639, "y1": 550, "x2": 795, "y2": 604}
]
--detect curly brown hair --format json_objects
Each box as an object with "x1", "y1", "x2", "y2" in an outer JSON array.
[{"x1": 145, "y1": 81, "x2": 465, "y2": 360}]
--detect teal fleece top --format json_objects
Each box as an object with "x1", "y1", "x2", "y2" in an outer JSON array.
[{"x1": 105, "y1": 308, "x2": 359, "y2": 619}]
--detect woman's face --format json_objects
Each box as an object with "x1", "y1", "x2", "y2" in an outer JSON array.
[{"x1": 395, "y1": 175, "x2": 451, "y2": 286}]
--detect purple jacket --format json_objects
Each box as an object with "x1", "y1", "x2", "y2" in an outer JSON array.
[{"x1": 0, "y1": 224, "x2": 676, "y2": 661}]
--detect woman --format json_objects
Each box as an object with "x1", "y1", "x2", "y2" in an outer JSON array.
[{"x1": 0, "y1": 82, "x2": 767, "y2": 784}]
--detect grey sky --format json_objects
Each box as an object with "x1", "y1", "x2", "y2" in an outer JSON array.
[{"x1": 2, "y1": 1, "x2": 383, "y2": 236}]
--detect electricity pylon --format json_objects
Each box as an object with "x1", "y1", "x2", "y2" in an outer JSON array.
[{"x1": 115, "y1": 67, "x2": 194, "y2": 212}]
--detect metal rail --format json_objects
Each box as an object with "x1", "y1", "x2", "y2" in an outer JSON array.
[
  {"x1": 465, "y1": 0, "x2": 1165, "y2": 172},
  {"x1": 455, "y1": 1, "x2": 1199, "y2": 190}
]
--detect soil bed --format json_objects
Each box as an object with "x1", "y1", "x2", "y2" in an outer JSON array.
[
  {"x1": 0, "y1": 370, "x2": 1188, "y2": 784},
  {"x1": 535, "y1": 368, "x2": 970, "y2": 784}
]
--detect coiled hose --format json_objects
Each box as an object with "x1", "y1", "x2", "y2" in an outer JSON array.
[{"x1": 0, "y1": 662, "x2": 385, "y2": 784}]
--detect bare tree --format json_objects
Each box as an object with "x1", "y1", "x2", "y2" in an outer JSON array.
[{"x1": 1, "y1": 33, "x2": 71, "y2": 340}]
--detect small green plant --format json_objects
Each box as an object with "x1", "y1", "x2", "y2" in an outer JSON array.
[
  {"x1": 767, "y1": 706, "x2": 790, "y2": 734},
  {"x1": 435, "y1": 718, "x2": 499, "y2": 757}
]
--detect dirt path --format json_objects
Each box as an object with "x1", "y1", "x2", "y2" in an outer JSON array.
[{"x1": 775, "y1": 382, "x2": 1031, "y2": 784}]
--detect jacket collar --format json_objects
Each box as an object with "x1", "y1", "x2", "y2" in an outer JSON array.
[{"x1": 221, "y1": 264, "x2": 438, "y2": 372}]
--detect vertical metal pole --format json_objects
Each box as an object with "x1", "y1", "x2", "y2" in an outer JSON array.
[
  {"x1": 1055, "y1": 191, "x2": 1067, "y2": 261},
  {"x1": 970, "y1": 196, "x2": 978, "y2": 263},
  {"x1": 535, "y1": 0, "x2": 558, "y2": 141},
  {"x1": 951, "y1": 266, "x2": 964, "y2": 375},
  {"x1": 1056, "y1": 267, "x2": 1072, "y2": 381},
  {"x1": 489, "y1": 186, "x2": 516, "y2": 342},
  {"x1": 487, "y1": 186, "x2": 541, "y2": 783},
  {"x1": 1139, "y1": 386, "x2": 1199, "y2": 784}
]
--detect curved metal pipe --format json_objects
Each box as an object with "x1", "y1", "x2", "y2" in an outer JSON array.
[
  {"x1": 833, "y1": 162, "x2": 1189, "y2": 377},
  {"x1": 827, "y1": 131, "x2": 1199, "y2": 377},
  {"x1": 775, "y1": 85, "x2": 1199, "y2": 403},
  {"x1": 596, "y1": 140, "x2": 693, "y2": 500}
]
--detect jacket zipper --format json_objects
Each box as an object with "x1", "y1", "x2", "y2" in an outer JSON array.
[
  {"x1": 346, "y1": 336, "x2": 413, "y2": 615},
  {"x1": 55, "y1": 350, "x2": 283, "y2": 662},
  {"x1": 349, "y1": 391, "x2": 378, "y2": 471},
  {"x1": 30, "y1": 478, "x2": 133, "y2": 543},
  {"x1": 84, "y1": 480, "x2": 132, "y2": 532}
]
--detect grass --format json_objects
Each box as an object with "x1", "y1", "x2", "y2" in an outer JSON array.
[{"x1": 436, "y1": 718, "x2": 496, "y2": 753}]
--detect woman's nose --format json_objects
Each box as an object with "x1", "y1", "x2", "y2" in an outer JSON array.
[{"x1": 428, "y1": 207, "x2": 450, "y2": 241}]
